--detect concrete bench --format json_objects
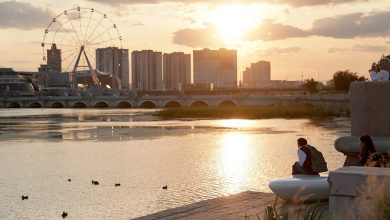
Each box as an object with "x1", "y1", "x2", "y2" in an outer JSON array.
[
  {"x1": 334, "y1": 136, "x2": 390, "y2": 166},
  {"x1": 268, "y1": 174, "x2": 329, "y2": 203}
]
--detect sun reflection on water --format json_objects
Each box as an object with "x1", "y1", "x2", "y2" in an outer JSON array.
[
  {"x1": 218, "y1": 132, "x2": 252, "y2": 194},
  {"x1": 218, "y1": 119, "x2": 254, "y2": 128}
]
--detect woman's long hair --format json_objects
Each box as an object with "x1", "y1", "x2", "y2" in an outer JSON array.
[{"x1": 360, "y1": 135, "x2": 376, "y2": 153}]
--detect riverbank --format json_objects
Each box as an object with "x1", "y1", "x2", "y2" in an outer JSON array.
[
  {"x1": 135, "y1": 190, "x2": 329, "y2": 220},
  {"x1": 134, "y1": 191, "x2": 276, "y2": 220},
  {"x1": 155, "y1": 105, "x2": 342, "y2": 119}
]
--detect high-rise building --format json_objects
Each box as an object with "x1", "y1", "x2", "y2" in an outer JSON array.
[
  {"x1": 131, "y1": 50, "x2": 163, "y2": 91},
  {"x1": 193, "y1": 48, "x2": 237, "y2": 88},
  {"x1": 163, "y1": 52, "x2": 191, "y2": 91},
  {"x1": 243, "y1": 61, "x2": 271, "y2": 88},
  {"x1": 242, "y1": 67, "x2": 251, "y2": 87},
  {"x1": 96, "y1": 47, "x2": 129, "y2": 89},
  {"x1": 47, "y1": 43, "x2": 61, "y2": 72}
]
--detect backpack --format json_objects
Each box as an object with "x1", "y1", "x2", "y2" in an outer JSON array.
[{"x1": 304, "y1": 145, "x2": 328, "y2": 173}]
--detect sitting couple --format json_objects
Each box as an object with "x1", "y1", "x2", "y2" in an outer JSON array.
[
  {"x1": 369, "y1": 59, "x2": 390, "y2": 81},
  {"x1": 359, "y1": 135, "x2": 390, "y2": 168}
]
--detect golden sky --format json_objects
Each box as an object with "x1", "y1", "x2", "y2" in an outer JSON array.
[{"x1": 0, "y1": 0, "x2": 389, "y2": 82}]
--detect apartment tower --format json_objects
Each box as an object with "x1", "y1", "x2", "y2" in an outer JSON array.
[
  {"x1": 131, "y1": 50, "x2": 163, "y2": 91},
  {"x1": 163, "y1": 52, "x2": 191, "y2": 91},
  {"x1": 193, "y1": 48, "x2": 237, "y2": 88},
  {"x1": 96, "y1": 47, "x2": 129, "y2": 89},
  {"x1": 243, "y1": 61, "x2": 271, "y2": 88},
  {"x1": 47, "y1": 43, "x2": 62, "y2": 72}
]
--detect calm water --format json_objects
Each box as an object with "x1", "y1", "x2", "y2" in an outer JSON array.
[{"x1": 0, "y1": 109, "x2": 350, "y2": 219}]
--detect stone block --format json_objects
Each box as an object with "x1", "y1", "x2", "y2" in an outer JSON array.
[
  {"x1": 350, "y1": 81, "x2": 390, "y2": 136},
  {"x1": 328, "y1": 166, "x2": 390, "y2": 220}
]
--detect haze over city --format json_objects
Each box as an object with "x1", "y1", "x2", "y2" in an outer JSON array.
[{"x1": 1, "y1": 0, "x2": 389, "y2": 81}]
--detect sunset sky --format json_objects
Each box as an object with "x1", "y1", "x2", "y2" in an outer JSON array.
[{"x1": 0, "y1": 0, "x2": 389, "y2": 82}]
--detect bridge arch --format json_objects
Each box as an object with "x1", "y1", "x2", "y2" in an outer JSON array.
[
  {"x1": 8, "y1": 102, "x2": 21, "y2": 108},
  {"x1": 140, "y1": 101, "x2": 157, "y2": 109},
  {"x1": 72, "y1": 102, "x2": 87, "y2": 108},
  {"x1": 50, "y1": 102, "x2": 65, "y2": 108},
  {"x1": 190, "y1": 100, "x2": 208, "y2": 107},
  {"x1": 164, "y1": 101, "x2": 182, "y2": 108},
  {"x1": 94, "y1": 101, "x2": 109, "y2": 108},
  {"x1": 28, "y1": 102, "x2": 42, "y2": 108},
  {"x1": 117, "y1": 101, "x2": 132, "y2": 108},
  {"x1": 217, "y1": 100, "x2": 238, "y2": 107}
]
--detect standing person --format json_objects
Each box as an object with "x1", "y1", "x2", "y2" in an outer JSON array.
[
  {"x1": 292, "y1": 138, "x2": 327, "y2": 175},
  {"x1": 359, "y1": 135, "x2": 376, "y2": 166}
]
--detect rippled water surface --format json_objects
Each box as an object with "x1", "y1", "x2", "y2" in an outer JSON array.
[{"x1": 0, "y1": 109, "x2": 350, "y2": 219}]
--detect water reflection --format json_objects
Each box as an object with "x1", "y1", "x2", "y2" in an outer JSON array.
[
  {"x1": 0, "y1": 109, "x2": 351, "y2": 219},
  {"x1": 218, "y1": 119, "x2": 254, "y2": 128},
  {"x1": 218, "y1": 132, "x2": 252, "y2": 194}
]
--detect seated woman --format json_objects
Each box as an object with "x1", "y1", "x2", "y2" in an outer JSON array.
[
  {"x1": 359, "y1": 135, "x2": 376, "y2": 166},
  {"x1": 369, "y1": 63, "x2": 380, "y2": 81}
]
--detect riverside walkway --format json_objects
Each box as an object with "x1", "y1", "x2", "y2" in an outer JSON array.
[{"x1": 135, "y1": 191, "x2": 276, "y2": 220}]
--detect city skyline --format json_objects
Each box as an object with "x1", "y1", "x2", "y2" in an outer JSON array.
[{"x1": 0, "y1": 0, "x2": 389, "y2": 82}]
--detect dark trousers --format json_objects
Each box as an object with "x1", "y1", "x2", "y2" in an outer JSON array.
[{"x1": 292, "y1": 162, "x2": 318, "y2": 175}]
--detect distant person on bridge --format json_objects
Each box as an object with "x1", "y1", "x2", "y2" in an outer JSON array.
[
  {"x1": 292, "y1": 138, "x2": 328, "y2": 175},
  {"x1": 370, "y1": 59, "x2": 390, "y2": 81},
  {"x1": 369, "y1": 63, "x2": 380, "y2": 81}
]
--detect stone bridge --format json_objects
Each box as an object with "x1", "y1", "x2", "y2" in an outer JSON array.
[{"x1": 0, "y1": 94, "x2": 349, "y2": 112}]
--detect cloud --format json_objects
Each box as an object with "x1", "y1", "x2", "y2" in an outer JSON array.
[
  {"x1": 271, "y1": 0, "x2": 368, "y2": 7},
  {"x1": 172, "y1": 23, "x2": 224, "y2": 48},
  {"x1": 133, "y1": 22, "x2": 145, "y2": 26},
  {"x1": 172, "y1": 19, "x2": 309, "y2": 47},
  {"x1": 328, "y1": 44, "x2": 389, "y2": 53},
  {"x1": 85, "y1": 0, "x2": 367, "y2": 7},
  {"x1": 30, "y1": 41, "x2": 42, "y2": 45},
  {"x1": 310, "y1": 11, "x2": 390, "y2": 38},
  {"x1": 241, "y1": 10, "x2": 390, "y2": 42},
  {"x1": 328, "y1": 48, "x2": 348, "y2": 53},
  {"x1": 10, "y1": 60, "x2": 34, "y2": 64},
  {"x1": 259, "y1": 47, "x2": 304, "y2": 56},
  {"x1": 182, "y1": 16, "x2": 197, "y2": 24},
  {"x1": 0, "y1": 1, "x2": 53, "y2": 29},
  {"x1": 243, "y1": 19, "x2": 308, "y2": 41},
  {"x1": 353, "y1": 44, "x2": 388, "y2": 52}
]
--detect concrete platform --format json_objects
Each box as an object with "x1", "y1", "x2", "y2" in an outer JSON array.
[
  {"x1": 328, "y1": 166, "x2": 390, "y2": 219},
  {"x1": 134, "y1": 191, "x2": 276, "y2": 220}
]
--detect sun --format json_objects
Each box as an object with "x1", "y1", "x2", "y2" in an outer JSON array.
[{"x1": 208, "y1": 4, "x2": 261, "y2": 44}]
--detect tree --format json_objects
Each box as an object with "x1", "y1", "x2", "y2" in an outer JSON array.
[
  {"x1": 333, "y1": 70, "x2": 367, "y2": 92},
  {"x1": 302, "y1": 78, "x2": 320, "y2": 93}
]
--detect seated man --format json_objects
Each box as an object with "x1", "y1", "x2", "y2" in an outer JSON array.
[{"x1": 292, "y1": 138, "x2": 327, "y2": 175}]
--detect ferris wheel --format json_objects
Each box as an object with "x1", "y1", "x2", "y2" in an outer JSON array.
[{"x1": 41, "y1": 7, "x2": 122, "y2": 81}]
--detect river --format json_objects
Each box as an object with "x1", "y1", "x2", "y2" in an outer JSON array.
[{"x1": 0, "y1": 109, "x2": 350, "y2": 219}]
